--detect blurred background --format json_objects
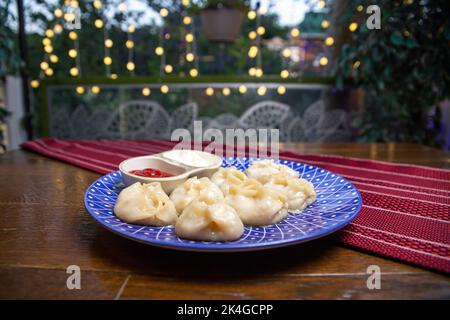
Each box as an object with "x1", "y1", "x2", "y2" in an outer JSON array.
[{"x1": 0, "y1": 0, "x2": 449, "y2": 151}]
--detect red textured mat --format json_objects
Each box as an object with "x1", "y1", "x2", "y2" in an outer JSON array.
[{"x1": 22, "y1": 138, "x2": 450, "y2": 273}]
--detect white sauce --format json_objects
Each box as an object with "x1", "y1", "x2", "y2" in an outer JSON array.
[{"x1": 162, "y1": 150, "x2": 220, "y2": 168}]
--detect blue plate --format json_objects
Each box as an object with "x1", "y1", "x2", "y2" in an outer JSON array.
[{"x1": 84, "y1": 157, "x2": 362, "y2": 252}]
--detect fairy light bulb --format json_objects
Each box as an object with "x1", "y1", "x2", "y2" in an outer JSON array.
[
  {"x1": 205, "y1": 87, "x2": 214, "y2": 96},
  {"x1": 125, "y1": 40, "x2": 134, "y2": 48},
  {"x1": 160, "y1": 85, "x2": 169, "y2": 94},
  {"x1": 54, "y1": 24, "x2": 63, "y2": 34},
  {"x1": 42, "y1": 38, "x2": 51, "y2": 46},
  {"x1": 183, "y1": 16, "x2": 191, "y2": 25},
  {"x1": 40, "y1": 61, "x2": 49, "y2": 70},
  {"x1": 68, "y1": 49, "x2": 77, "y2": 58},
  {"x1": 185, "y1": 33, "x2": 194, "y2": 43},
  {"x1": 105, "y1": 39, "x2": 113, "y2": 47},
  {"x1": 349, "y1": 22, "x2": 358, "y2": 32},
  {"x1": 317, "y1": 0, "x2": 326, "y2": 9},
  {"x1": 160, "y1": 8, "x2": 169, "y2": 17},
  {"x1": 126, "y1": 61, "x2": 135, "y2": 71},
  {"x1": 45, "y1": 29, "x2": 54, "y2": 38},
  {"x1": 290, "y1": 28, "x2": 300, "y2": 37},
  {"x1": 69, "y1": 31, "x2": 77, "y2": 40},
  {"x1": 325, "y1": 36, "x2": 334, "y2": 46},
  {"x1": 64, "y1": 12, "x2": 75, "y2": 22},
  {"x1": 155, "y1": 46, "x2": 164, "y2": 56},
  {"x1": 44, "y1": 45, "x2": 53, "y2": 53},
  {"x1": 182, "y1": 0, "x2": 190, "y2": 5},
  {"x1": 282, "y1": 48, "x2": 291, "y2": 58},
  {"x1": 110, "y1": 73, "x2": 118, "y2": 79},
  {"x1": 357, "y1": 5, "x2": 363, "y2": 12},
  {"x1": 280, "y1": 70, "x2": 289, "y2": 78},
  {"x1": 75, "y1": 86, "x2": 85, "y2": 94},
  {"x1": 277, "y1": 86, "x2": 286, "y2": 95},
  {"x1": 142, "y1": 87, "x2": 151, "y2": 96},
  {"x1": 70, "y1": 0, "x2": 79, "y2": 8},
  {"x1": 104, "y1": 56, "x2": 112, "y2": 65},
  {"x1": 247, "y1": 10, "x2": 256, "y2": 20},
  {"x1": 257, "y1": 86, "x2": 267, "y2": 96},
  {"x1": 45, "y1": 68, "x2": 53, "y2": 76},
  {"x1": 321, "y1": 20, "x2": 330, "y2": 29},
  {"x1": 50, "y1": 54, "x2": 58, "y2": 63},
  {"x1": 189, "y1": 68, "x2": 198, "y2": 77},
  {"x1": 70, "y1": 67, "x2": 79, "y2": 76},
  {"x1": 186, "y1": 53, "x2": 195, "y2": 62},
  {"x1": 91, "y1": 86, "x2": 100, "y2": 94},
  {"x1": 248, "y1": 31, "x2": 257, "y2": 40},
  {"x1": 54, "y1": 8, "x2": 63, "y2": 18},
  {"x1": 353, "y1": 60, "x2": 361, "y2": 69},
  {"x1": 164, "y1": 64, "x2": 173, "y2": 73},
  {"x1": 256, "y1": 26, "x2": 265, "y2": 36},
  {"x1": 255, "y1": 68, "x2": 263, "y2": 77},
  {"x1": 30, "y1": 80, "x2": 39, "y2": 88},
  {"x1": 93, "y1": 0, "x2": 102, "y2": 9},
  {"x1": 222, "y1": 87, "x2": 231, "y2": 96},
  {"x1": 319, "y1": 56, "x2": 328, "y2": 66},
  {"x1": 127, "y1": 25, "x2": 136, "y2": 33},
  {"x1": 248, "y1": 67, "x2": 256, "y2": 76},
  {"x1": 248, "y1": 46, "x2": 258, "y2": 58},
  {"x1": 95, "y1": 19, "x2": 104, "y2": 28}
]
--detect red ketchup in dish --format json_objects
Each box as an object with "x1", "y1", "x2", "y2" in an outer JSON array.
[{"x1": 129, "y1": 168, "x2": 174, "y2": 178}]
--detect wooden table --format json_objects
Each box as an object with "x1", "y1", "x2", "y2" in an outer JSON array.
[{"x1": 0, "y1": 143, "x2": 449, "y2": 299}]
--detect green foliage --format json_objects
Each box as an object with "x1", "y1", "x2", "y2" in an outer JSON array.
[
  {"x1": 335, "y1": 0, "x2": 450, "y2": 146},
  {"x1": 0, "y1": 0, "x2": 20, "y2": 78},
  {"x1": 188, "y1": 0, "x2": 251, "y2": 13}
]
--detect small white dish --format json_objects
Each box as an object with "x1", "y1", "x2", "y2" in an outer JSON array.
[{"x1": 119, "y1": 150, "x2": 222, "y2": 193}]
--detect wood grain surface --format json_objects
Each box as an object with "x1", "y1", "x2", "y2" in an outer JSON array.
[{"x1": 0, "y1": 143, "x2": 449, "y2": 299}]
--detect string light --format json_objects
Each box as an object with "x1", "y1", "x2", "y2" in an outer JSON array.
[
  {"x1": 30, "y1": 80, "x2": 39, "y2": 88},
  {"x1": 357, "y1": 5, "x2": 364, "y2": 12},
  {"x1": 160, "y1": 85, "x2": 169, "y2": 94},
  {"x1": 91, "y1": 86, "x2": 101, "y2": 94},
  {"x1": 49, "y1": 54, "x2": 58, "y2": 63},
  {"x1": 222, "y1": 87, "x2": 231, "y2": 96},
  {"x1": 40, "y1": 61, "x2": 49, "y2": 70},
  {"x1": 290, "y1": 28, "x2": 300, "y2": 37},
  {"x1": 105, "y1": 39, "x2": 113, "y2": 47},
  {"x1": 110, "y1": 73, "x2": 118, "y2": 79},
  {"x1": 317, "y1": 0, "x2": 326, "y2": 9},
  {"x1": 248, "y1": 10, "x2": 257, "y2": 20},
  {"x1": 44, "y1": 45, "x2": 53, "y2": 53},
  {"x1": 69, "y1": 31, "x2": 77, "y2": 40},
  {"x1": 238, "y1": 85, "x2": 247, "y2": 94},
  {"x1": 70, "y1": 67, "x2": 79, "y2": 76},
  {"x1": 126, "y1": 61, "x2": 135, "y2": 71},
  {"x1": 186, "y1": 53, "x2": 195, "y2": 62},
  {"x1": 248, "y1": 67, "x2": 256, "y2": 76},
  {"x1": 164, "y1": 64, "x2": 173, "y2": 73},
  {"x1": 183, "y1": 16, "x2": 191, "y2": 25},
  {"x1": 349, "y1": 22, "x2": 358, "y2": 32},
  {"x1": 45, "y1": 29, "x2": 54, "y2": 38},
  {"x1": 282, "y1": 48, "x2": 291, "y2": 58},
  {"x1": 68, "y1": 49, "x2": 77, "y2": 58},
  {"x1": 257, "y1": 86, "x2": 267, "y2": 96},
  {"x1": 205, "y1": 87, "x2": 214, "y2": 96},
  {"x1": 75, "y1": 86, "x2": 85, "y2": 94},
  {"x1": 319, "y1": 56, "x2": 328, "y2": 66},
  {"x1": 256, "y1": 26, "x2": 265, "y2": 36},
  {"x1": 321, "y1": 20, "x2": 329, "y2": 29},
  {"x1": 280, "y1": 70, "x2": 289, "y2": 78},
  {"x1": 353, "y1": 60, "x2": 361, "y2": 69},
  {"x1": 248, "y1": 31, "x2": 257, "y2": 40},
  {"x1": 93, "y1": 0, "x2": 103, "y2": 9},
  {"x1": 189, "y1": 68, "x2": 198, "y2": 77},
  {"x1": 64, "y1": 12, "x2": 76, "y2": 22},
  {"x1": 325, "y1": 36, "x2": 334, "y2": 46},
  {"x1": 94, "y1": 19, "x2": 104, "y2": 28},
  {"x1": 104, "y1": 56, "x2": 112, "y2": 65},
  {"x1": 277, "y1": 86, "x2": 286, "y2": 95},
  {"x1": 160, "y1": 8, "x2": 169, "y2": 17},
  {"x1": 155, "y1": 47, "x2": 164, "y2": 56},
  {"x1": 128, "y1": 25, "x2": 136, "y2": 33},
  {"x1": 248, "y1": 46, "x2": 258, "y2": 58},
  {"x1": 182, "y1": 0, "x2": 190, "y2": 5},
  {"x1": 185, "y1": 33, "x2": 194, "y2": 43},
  {"x1": 42, "y1": 38, "x2": 51, "y2": 46},
  {"x1": 142, "y1": 87, "x2": 151, "y2": 96},
  {"x1": 54, "y1": 24, "x2": 63, "y2": 34},
  {"x1": 255, "y1": 68, "x2": 263, "y2": 77},
  {"x1": 125, "y1": 40, "x2": 134, "y2": 48},
  {"x1": 54, "y1": 8, "x2": 63, "y2": 18}
]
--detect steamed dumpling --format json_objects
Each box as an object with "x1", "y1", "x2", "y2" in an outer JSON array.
[
  {"x1": 114, "y1": 182, "x2": 178, "y2": 226},
  {"x1": 169, "y1": 176, "x2": 224, "y2": 213},
  {"x1": 246, "y1": 160, "x2": 299, "y2": 184},
  {"x1": 211, "y1": 167, "x2": 247, "y2": 194},
  {"x1": 264, "y1": 174, "x2": 317, "y2": 211},
  {"x1": 175, "y1": 194, "x2": 244, "y2": 241},
  {"x1": 225, "y1": 179, "x2": 288, "y2": 226}
]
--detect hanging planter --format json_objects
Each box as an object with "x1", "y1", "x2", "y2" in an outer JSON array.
[{"x1": 193, "y1": 1, "x2": 249, "y2": 43}]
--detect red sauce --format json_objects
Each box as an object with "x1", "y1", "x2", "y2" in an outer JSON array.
[{"x1": 129, "y1": 168, "x2": 174, "y2": 178}]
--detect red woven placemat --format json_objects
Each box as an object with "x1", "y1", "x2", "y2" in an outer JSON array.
[{"x1": 22, "y1": 138, "x2": 450, "y2": 273}]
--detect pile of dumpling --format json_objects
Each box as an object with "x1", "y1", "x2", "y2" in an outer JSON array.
[{"x1": 114, "y1": 160, "x2": 316, "y2": 242}]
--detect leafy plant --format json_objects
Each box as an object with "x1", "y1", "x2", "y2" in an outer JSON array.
[
  {"x1": 0, "y1": 0, "x2": 20, "y2": 78},
  {"x1": 335, "y1": 0, "x2": 450, "y2": 146},
  {"x1": 189, "y1": 0, "x2": 250, "y2": 13}
]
